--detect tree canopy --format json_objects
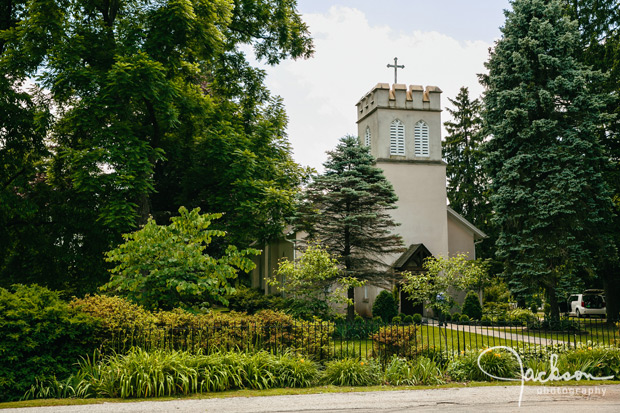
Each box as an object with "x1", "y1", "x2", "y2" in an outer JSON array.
[
  {"x1": 102, "y1": 207, "x2": 258, "y2": 311},
  {"x1": 481, "y1": 0, "x2": 616, "y2": 319},
  {"x1": 0, "y1": 0, "x2": 313, "y2": 295}
]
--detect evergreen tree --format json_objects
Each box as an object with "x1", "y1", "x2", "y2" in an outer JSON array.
[
  {"x1": 561, "y1": 0, "x2": 620, "y2": 321},
  {"x1": 296, "y1": 136, "x2": 404, "y2": 320},
  {"x1": 480, "y1": 0, "x2": 616, "y2": 320},
  {"x1": 443, "y1": 87, "x2": 493, "y2": 258}
]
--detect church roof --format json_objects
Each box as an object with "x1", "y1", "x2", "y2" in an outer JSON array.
[
  {"x1": 446, "y1": 207, "x2": 487, "y2": 240},
  {"x1": 393, "y1": 243, "x2": 433, "y2": 270}
]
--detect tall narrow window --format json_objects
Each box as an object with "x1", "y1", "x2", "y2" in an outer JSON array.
[
  {"x1": 390, "y1": 119, "x2": 405, "y2": 155},
  {"x1": 364, "y1": 127, "x2": 371, "y2": 147},
  {"x1": 414, "y1": 120, "x2": 430, "y2": 156}
]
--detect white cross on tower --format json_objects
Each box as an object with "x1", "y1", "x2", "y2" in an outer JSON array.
[{"x1": 387, "y1": 57, "x2": 405, "y2": 84}]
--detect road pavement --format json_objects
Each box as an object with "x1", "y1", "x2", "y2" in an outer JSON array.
[{"x1": 4, "y1": 384, "x2": 620, "y2": 413}]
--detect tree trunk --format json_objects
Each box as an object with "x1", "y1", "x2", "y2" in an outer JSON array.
[
  {"x1": 547, "y1": 287, "x2": 560, "y2": 321},
  {"x1": 346, "y1": 286, "x2": 355, "y2": 321},
  {"x1": 602, "y1": 265, "x2": 620, "y2": 324}
]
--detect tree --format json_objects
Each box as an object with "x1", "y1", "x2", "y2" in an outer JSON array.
[
  {"x1": 402, "y1": 254, "x2": 489, "y2": 316},
  {"x1": 462, "y1": 291, "x2": 483, "y2": 320},
  {"x1": 101, "y1": 207, "x2": 258, "y2": 311},
  {"x1": 480, "y1": 0, "x2": 616, "y2": 320},
  {"x1": 270, "y1": 243, "x2": 362, "y2": 319},
  {"x1": 0, "y1": 1, "x2": 313, "y2": 293},
  {"x1": 296, "y1": 136, "x2": 405, "y2": 320},
  {"x1": 443, "y1": 87, "x2": 494, "y2": 259},
  {"x1": 561, "y1": 0, "x2": 620, "y2": 321},
  {"x1": 372, "y1": 290, "x2": 399, "y2": 323}
]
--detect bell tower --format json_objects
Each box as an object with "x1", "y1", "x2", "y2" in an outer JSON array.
[{"x1": 355, "y1": 82, "x2": 449, "y2": 257}]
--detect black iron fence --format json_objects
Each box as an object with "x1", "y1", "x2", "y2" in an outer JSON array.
[{"x1": 106, "y1": 317, "x2": 619, "y2": 361}]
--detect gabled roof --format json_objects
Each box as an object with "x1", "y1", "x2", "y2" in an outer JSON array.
[
  {"x1": 393, "y1": 243, "x2": 433, "y2": 270},
  {"x1": 447, "y1": 207, "x2": 487, "y2": 240}
]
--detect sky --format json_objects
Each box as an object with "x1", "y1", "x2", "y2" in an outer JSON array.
[{"x1": 250, "y1": 0, "x2": 513, "y2": 170}]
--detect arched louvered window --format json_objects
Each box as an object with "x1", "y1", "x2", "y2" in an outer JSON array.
[
  {"x1": 390, "y1": 119, "x2": 405, "y2": 155},
  {"x1": 414, "y1": 120, "x2": 430, "y2": 157},
  {"x1": 364, "y1": 127, "x2": 371, "y2": 147}
]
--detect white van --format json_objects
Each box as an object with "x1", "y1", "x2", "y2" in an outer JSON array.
[{"x1": 567, "y1": 290, "x2": 606, "y2": 318}]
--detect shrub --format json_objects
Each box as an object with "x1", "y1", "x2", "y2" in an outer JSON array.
[
  {"x1": 372, "y1": 325, "x2": 419, "y2": 359},
  {"x1": 372, "y1": 316, "x2": 382, "y2": 324},
  {"x1": 508, "y1": 308, "x2": 538, "y2": 326},
  {"x1": 412, "y1": 314, "x2": 422, "y2": 324},
  {"x1": 480, "y1": 315, "x2": 492, "y2": 326},
  {"x1": 0, "y1": 285, "x2": 98, "y2": 401},
  {"x1": 460, "y1": 314, "x2": 470, "y2": 323},
  {"x1": 447, "y1": 349, "x2": 519, "y2": 382},
  {"x1": 322, "y1": 358, "x2": 381, "y2": 386},
  {"x1": 226, "y1": 285, "x2": 287, "y2": 314},
  {"x1": 462, "y1": 291, "x2": 482, "y2": 320},
  {"x1": 372, "y1": 290, "x2": 398, "y2": 323},
  {"x1": 354, "y1": 314, "x2": 364, "y2": 323},
  {"x1": 403, "y1": 315, "x2": 414, "y2": 324},
  {"x1": 451, "y1": 312, "x2": 461, "y2": 323},
  {"x1": 384, "y1": 355, "x2": 445, "y2": 385},
  {"x1": 392, "y1": 315, "x2": 402, "y2": 324},
  {"x1": 25, "y1": 349, "x2": 322, "y2": 399}
]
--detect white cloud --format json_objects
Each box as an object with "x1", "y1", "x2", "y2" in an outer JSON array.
[{"x1": 258, "y1": 6, "x2": 493, "y2": 170}]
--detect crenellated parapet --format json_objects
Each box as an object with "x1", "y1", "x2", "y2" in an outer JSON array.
[{"x1": 356, "y1": 83, "x2": 442, "y2": 122}]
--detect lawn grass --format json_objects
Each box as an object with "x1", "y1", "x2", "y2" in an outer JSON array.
[{"x1": 330, "y1": 325, "x2": 517, "y2": 357}]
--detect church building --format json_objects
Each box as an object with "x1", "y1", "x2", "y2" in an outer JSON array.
[
  {"x1": 353, "y1": 82, "x2": 486, "y2": 317},
  {"x1": 250, "y1": 79, "x2": 486, "y2": 318}
]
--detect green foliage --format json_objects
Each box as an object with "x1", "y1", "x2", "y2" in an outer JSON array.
[
  {"x1": 322, "y1": 358, "x2": 382, "y2": 386},
  {"x1": 372, "y1": 325, "x2": 419, "y2": 359},
  {"x1": 447, "y1": 348, "x2": 519, "y2": 382},
  {"x1": 443, "y1": 87, "x2": 493, "y2": 259},
  {"x1": 412, "y1": 314, "x2": 422, "y2": 324},
  {"x1": 462, "y1": 291, "x2": 483, "y2": 320},
  {"x1": 384, "y1": 355, "x2": 445, "y2": 386},
  {"x1": 102, "y1": 207, "x2": 258, "y2": 311},
  {"x1": 0, "y1": 0, "x2": 313, "y2": 296},
  {"x1": 271, "y1": 242, "x2": 362, "y2": 319},
  {"x1": 372, "y1": 290, "x2": 399, "y2": 323},
  {"x1": 391, "y1": 316, "x2": 402, "y2": 324},
  {"x1": 30, "y1": 349, "x2": 321, "y2": 399},
  {"x1": 508, "y1": 308, "x2": 539, "y2": 326},
  {"x1": 451, "y1": 312, "x2": 461, "y2": 323},
  {"x1": 403, "y1": 254, "x2": 489, "y2": 315},
  {"x1": 0, "y1": 285, "x2": 97, "y2": 401},
  {"x1": 295, "y1": 136, "x2": 405, "y2": 319},
  {"x1": 227, "y1": 285, "x2": 287, "y2": 314},
  {"x1": 481, "y1": 0, "x2": 616, "y2": 319},
  {"x1": 403, "y1": 315, "x2": 414, "y2": 324}
]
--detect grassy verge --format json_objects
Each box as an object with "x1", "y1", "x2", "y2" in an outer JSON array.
[{"x1": 2, "y1": 380, "x2": 618, "y2": 410}]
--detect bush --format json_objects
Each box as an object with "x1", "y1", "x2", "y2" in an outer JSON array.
[
  {"x1": 447, "y1": 348, "x2": 519, "y2": 382},
  {"x1": 322, "y1": 358, "x2": 381, "y2": 386},
  {"x1": 403, "y1": 315, "x2": 414, "y2": 324},
  {"x1": 412, "y1": 314, "x2": 422, "y2": 324},
  {"x1": 392, "y1": 315, "x2": 402, "y2": 324},
  {"x1": 462, "y1": 291, "x2": 482, "y2": 320},
  {"x1": 24, "y1": 349, "x2": 321, "y2": 399},
  {"x1": 509, "y1": 308, "x2": 538, "y2": 326},
  {"x1": 372, "y1": 290, "x2": 398, "y2": 323},
  {"x1": 451, "y1": 312, "x2": 461, "y2": 323},
  {"x1": 372, "y1": 325, "x2": 419, "y2": 359},
  {"x1": 226, "y1": 285, "x2": 287, "y2": 315},
  {"x1": 0, "y1": 285, "x2": 98, "y2": 401},
  {"x1": 460, "y1": 314, "x2": 470, "y2": 323},
  {"x1": 384, "y1": 356, "x2": 445, "y2": 385}
]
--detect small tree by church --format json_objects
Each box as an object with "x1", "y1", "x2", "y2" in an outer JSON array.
[{"x1": 295, "y1": 136, "x2": 405, "y2": 320}]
